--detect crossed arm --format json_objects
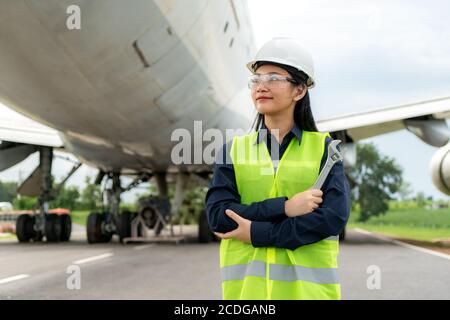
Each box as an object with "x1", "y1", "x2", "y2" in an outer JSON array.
[{"x1": 204, "y1": 143, "x2": 351, "y2": 250}]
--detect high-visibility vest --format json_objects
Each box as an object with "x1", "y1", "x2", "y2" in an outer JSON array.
[{"x1": 220, "y1": 130, "x2": 340, "y2": 300}]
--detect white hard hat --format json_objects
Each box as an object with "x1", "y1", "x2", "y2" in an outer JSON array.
[{"x1": 247, "y1": 37, "x2": 316, "y2": 89}]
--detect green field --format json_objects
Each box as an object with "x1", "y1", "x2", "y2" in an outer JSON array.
[
  {"x1": 347, "y1": 207, "x2": 450, "y2": 243},
  {"x1": 71, "y1": 210, "x2": 90, "y2": 226}
]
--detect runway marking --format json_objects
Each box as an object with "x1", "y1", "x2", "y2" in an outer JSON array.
[
  {"x1": 73, "y1": 253, "x2": 114, "y2": 265},
  {"x1": 0, "y1": 274, "x2": 30, "y2": 285},
  {"x1": 133, "y1": 244, "x2": 155, "y2": 250},
  {"x1": 353, "y1": 228, "x2": 450, "y2": 261}
]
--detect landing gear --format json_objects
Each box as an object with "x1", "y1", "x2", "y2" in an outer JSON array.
[
  {"x1": 120, "y1": 173, "x2": 173, "y2": 243},
  {"x1": 16, "y1": 214, "x2": 46, "y2": 242},
  {"x1": 138, "y1": 196, "x2": 171, "y2": 236},
  {"x1": 85, "y1": 171, "x2": 174, "y2": 244},
  {"x1": 16, "y1": 213, "x2": 66, "y2": 243},
  {"x1": 60, "y1": 214, "x2": 72, "y2": 242},
  {"x1": 87, "y1": 212, "x2": 113, "y2": 244},
  {"x1": 86, "y1": 171, "x2": 123, "y2": 244},
  {"x1": 118, "y1": 172, "x2": 213, "y2": 244},
  {"x1": 15, "y1": 147, "x2": 80, "y2": 243},
  {"x1": 45, "y1": 214, "x2": 61, "y2": 242},
  {"x1": 16, "y1": 214, "x2": 36, "y2": 242},
  {"x1": 116, "y1": 211, "x2": 133, "y2": 243}
]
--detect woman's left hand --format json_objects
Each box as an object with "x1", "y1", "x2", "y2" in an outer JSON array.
[{"x1": 214, "y1": 209, "x2": 252, "y2": 243}]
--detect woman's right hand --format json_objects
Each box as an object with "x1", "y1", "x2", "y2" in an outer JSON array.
[{"x1": 284, "y1": 189, "x2": 323, "y2": 218}]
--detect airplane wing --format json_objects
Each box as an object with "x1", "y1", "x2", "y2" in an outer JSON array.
[
  {"x1": 0, "y1": 104, "x2": 63, "y2": 172},
  {"x1": 0, "y1": 115, "x2": 63, "y2": 148},
  {"x1": 316, "y1": 95, "x2": 450, "y2": 147},
  {"x1": 2, "y1": 95, "x2": 450, "y2": 156}
]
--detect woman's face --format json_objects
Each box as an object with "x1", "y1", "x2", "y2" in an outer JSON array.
[{"x1": 250, "y1": 64, "x2": 306, "y2": 116}]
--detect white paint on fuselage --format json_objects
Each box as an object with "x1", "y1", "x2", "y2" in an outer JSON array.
[{"x1": 0, "y1": 0, "x2": 256, "y2": 172}]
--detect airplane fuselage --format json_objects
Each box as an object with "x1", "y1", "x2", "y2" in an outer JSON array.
[{"x1": 0, "y1": 0, "x2": 256, "y2": 173}]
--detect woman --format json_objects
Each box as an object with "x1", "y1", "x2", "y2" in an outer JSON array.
[{"x1": 205, "y1": 37, "x2": 351, "y2": 300}]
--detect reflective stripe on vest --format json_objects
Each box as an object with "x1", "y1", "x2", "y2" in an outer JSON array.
[
  {"x1": 221, "y1": 130, "x2": 340, "y2": 300},
  {"x1": 221, "y1": 261, "x2": 339, "y2": 284}
]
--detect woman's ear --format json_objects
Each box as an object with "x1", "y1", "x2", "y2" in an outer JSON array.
[{"x1": 293, "y1": 85, "x2": 307, "y2": 101}]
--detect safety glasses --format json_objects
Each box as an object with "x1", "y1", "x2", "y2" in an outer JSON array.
[{"x1": 248, "y1": 74, "x2": 298, "y2": 90}]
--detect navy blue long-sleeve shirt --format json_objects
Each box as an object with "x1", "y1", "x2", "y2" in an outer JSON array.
[{"x1": 205, "y1": 122, "x2": 351, "y2": 250}]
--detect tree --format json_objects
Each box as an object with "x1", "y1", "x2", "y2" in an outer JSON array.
[
  {"x1": 0, "y1": 181, "x2": 18, "y2": 202},
  {"x1": 347, "y1": 142, "x2": 403, "y2": 222},
  {"x1": 79, "y1": 176, "x2": 102, "y2": 210},
  {"x1": 50, "y1": 185, "x2": 80, "y2": 210},
  {"x1": 415, "y1": 191, "x2": 426, "y2": 208},
  {"x1": 398, "y1": 181, "x2": 413, "y2": 201},
  {"x1": 13, "y1": 195, "x2": 37, "y2": 210}
]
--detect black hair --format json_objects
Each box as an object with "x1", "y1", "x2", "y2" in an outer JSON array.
[{"x1": 250, "y1": 60, "x2": 318, "y2": 132}]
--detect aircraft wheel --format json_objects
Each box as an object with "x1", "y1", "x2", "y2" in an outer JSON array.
[
  {"x1": 117, "y1": 211, "x2": 133, "y2": 243},
  {"x1": 60, "y1": 214, "x2": 72, "y2": 242},
  {"x1": 16, "y1": 214, "x2": 35, "y2": 242},
  {"x1": 87, "y1": 212, "x2": 112, "y2": 244},
  {"x1": 45, "y1": 214, "x2": 62, "y2": 242},
  {"x1": 33, "y1": 231, "x2": 44, "y2": 242}
]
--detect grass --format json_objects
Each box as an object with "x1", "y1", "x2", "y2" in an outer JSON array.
[
  {"x1": 71, "y1": 210, "x2": 90, "y2": 226},
  {"x1": 348, "y1": 223, "x2": 450, "y2": 242},
  {"x1": 348, "y1": 207, "x2": 450, "y2": 243},
  {"x1": 0, "y1": 233, "x2": 15, "y2": 240}
]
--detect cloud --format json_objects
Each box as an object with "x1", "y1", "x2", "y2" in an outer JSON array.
[
  {"x1": 248, "y1": 0, "x2": 450, "y2": 82},
  {"x1": 247, "y1": 0, "x2": 450, "y2": 120},
  {"x1": 247, "y1": 0, "x2": 450, "y2": 198}
]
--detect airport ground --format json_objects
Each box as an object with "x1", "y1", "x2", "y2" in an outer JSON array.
[{"x1": 0, "y1": 223, "x2": 449, "y2": 300}]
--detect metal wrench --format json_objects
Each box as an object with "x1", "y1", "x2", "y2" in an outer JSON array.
[{"x1": 312, "y1": 139, "x2": 343, "y2": 189}]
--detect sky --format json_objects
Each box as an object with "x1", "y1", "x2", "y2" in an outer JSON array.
[
  {"x1": 1, "y1": 0, "x2": 450, "y2": 202},
  {"x1": 246, "y1": 0, "x2": 450, "y2": 200}
]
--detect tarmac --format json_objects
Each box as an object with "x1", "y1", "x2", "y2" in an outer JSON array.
[{"x1": 0, "y1": 226, "x2": 449, "y2": 300}]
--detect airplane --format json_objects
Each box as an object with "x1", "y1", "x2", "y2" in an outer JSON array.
[{"x1": 0, "y1": 0, "x2": 449, "y2": 244}]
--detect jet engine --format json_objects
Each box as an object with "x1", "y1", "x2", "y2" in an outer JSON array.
[{"x1": 430, "y1": 143, "x2": 450, "y2": 196}]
